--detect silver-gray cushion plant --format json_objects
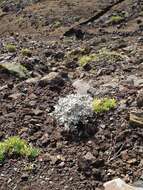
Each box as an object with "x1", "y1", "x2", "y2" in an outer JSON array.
[{"x1": 51, "y1": 94, "x2": 93, "y2": 132}]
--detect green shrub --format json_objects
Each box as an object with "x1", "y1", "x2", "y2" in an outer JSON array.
[
  {"x1": 21, "y1": 48, "x2": 32, "y2": 57},
  {"x1": 6, "y1": 44, "x2": 16, "y2": 53},
  {"x1": 0, "y1": 136, "x2": 39, "y2": 163},
  {"x1": 92, "y1": 98, "x2": 116, "y2": 113}
]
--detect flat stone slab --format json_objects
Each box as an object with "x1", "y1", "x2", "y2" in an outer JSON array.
[
  {"x1": 72, "y1": 79, "x2": 91, "y2": 95},
  {"x1": 104, "y1": 178, "x2": 143, "y2": 190}
]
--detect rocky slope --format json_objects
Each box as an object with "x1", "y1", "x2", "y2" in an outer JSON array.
[{"x1": 0, "y1": 0, "x2": 143, "y2": 189}]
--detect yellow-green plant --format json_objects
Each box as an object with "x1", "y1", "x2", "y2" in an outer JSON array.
[
  {"x1": 78, "y1": 54, "x2": 96, "y2": 67},
  {"x1": 94, "y1": 48, "x2": 123, "y2": 62},
  {"x1": 66, "y1": 48, "x2": 86, "y2": 59},
  {"x1": 21, "y1": 48, "x2": 32, "y2": 57},
  {"x1": 78, "y1": 48, "x2": 123, "y2": 67},
  {"x1": 92, "y1": 98, "x2": 116, "y2": 113},
  {"x1": 53, "y1": 21, "x2": 61, "y2": 28},
  {"x1": 110, "y1": 15, "x2": 124, "y2": 24},
  {"x1": 0, "y1": 136, "x2": 39, "y2": 163},
  {"x1": 0, "y1": 143, "x2": 6, "y2": 162},
  {"x1": 6, "y1": 44, "x2": 16, "y2": 53}
]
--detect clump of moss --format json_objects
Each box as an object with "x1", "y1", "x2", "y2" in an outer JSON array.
[
  {"x1": 53, "y1": 20, "x2": 62, "y2": 28},
  {"x1": 66, "y1": 47, "x2": 89, "y2": 60},
  {"x1": 78, "y1": 54, "x2": 96, "y2": 67},
  {"x1": 0, "y1": 62, "x2": 30, "y2": 78},
  {"x1": 94, "y1": 48, "x2": 123, "y2": 62},
  {"x1": 92, "y1": 98, "x2": 116, "y2": 113},
  {"x1": 21, "y1": 48, "x2": 32, "y2": 57},
  {"x1": 0, "y1": 136, "x2": 39, "y2": 163},
  {"x1": 110, "y1": 15, "x2": 124, "y2": 24},
  {"x1": 6, "y1": 44, "x2": 16, "y2": 53},
  {"x1": 78, "y1": 48, "x2": 123, "y2": 67}
]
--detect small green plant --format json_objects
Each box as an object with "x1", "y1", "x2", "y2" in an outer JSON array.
[
  {"x1": 21, "y1": 48, "x2": 32, "y2": 57},
  {"x1": 0, "y1": 136, "x2": 39, "y2": 163},
  {"x1": 66, "y1": 48, "x2": 86, "y2": 59},
  {"x1": 94, "y1": 48, "x2": 123, "y2": 62},
  {"x1": 53, "y1": 20, "x2": 62, "y2": 28},
  {"x1": 0, "y1": 143, "x2": 6, "y2": 162},
  {"x1": 78, "y1": 48, "x2": 123, "y2": 67},
  {"x1": 92, "y1": 98, "x2": 116, "y2": 113},
  {"x1": 110, "y1": 15, "x2": 124, "y2": 24},
  {"x1": 78, "y1": 54, "x2": 96, "y2": 67},
  {"x1": 6, "y1": 44, "x2": 16, "y2": 53}
]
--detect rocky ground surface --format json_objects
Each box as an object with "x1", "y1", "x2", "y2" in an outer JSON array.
[{"x1": 0, "y1": 0, "x2": 143, "y2": 189}]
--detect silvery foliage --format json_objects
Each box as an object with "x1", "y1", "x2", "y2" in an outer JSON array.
[{"x1": 52, "y1": 94, "x2": 93, "y2": 131}]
